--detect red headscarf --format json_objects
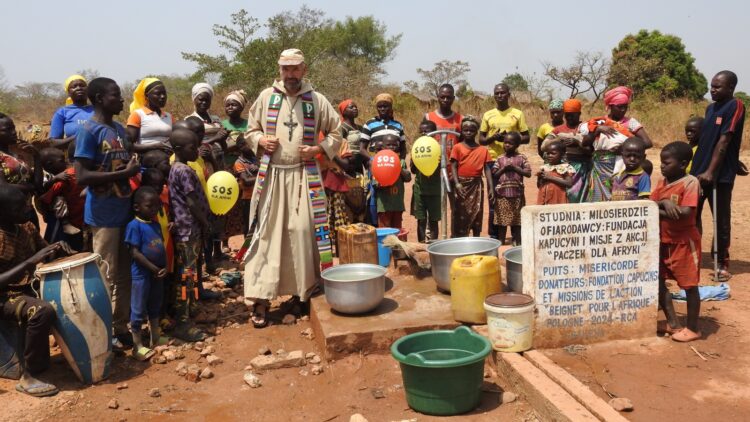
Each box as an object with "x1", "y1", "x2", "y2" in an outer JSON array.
[
  {"x1": 338, "y1": 99, "x2": 353, "y2": 121},
  {"x1": 603, "y1": 86, "x2": 633, "y2": 107}
]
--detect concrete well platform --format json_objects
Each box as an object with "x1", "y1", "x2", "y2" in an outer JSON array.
[{"x1": 310, "y1": 271, "x2": 459, "y2": 360}]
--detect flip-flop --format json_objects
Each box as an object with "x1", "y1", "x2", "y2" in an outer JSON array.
[
  {"x1": 251, "y1": 304, "x2": 269, "y2": 329},
  {"x1": 172, "y1": 323, "x2": 207, "y2": 342},
  {"x1": 672, "y1": 328, "x2": 702, "y2": 342},
  {"x1": 16, "y1": 381, "x2": 59, "y2": 398},
  {"x1": 657, "y1": 322, "x2": 682, "y2": 335},
  {"x1": 711, "y1": 269, "x2": 732, "y2": 282},
  {"x1": 133, "y1": 346, "x2": 156, "y2": 361},
  {"x1": 151, "y1": 336, "x2": 170, "y2": 347}
]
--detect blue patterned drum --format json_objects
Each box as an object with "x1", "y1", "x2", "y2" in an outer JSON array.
[{"x1": 37, "y1": 253, "x2": 112, "y2": 384}]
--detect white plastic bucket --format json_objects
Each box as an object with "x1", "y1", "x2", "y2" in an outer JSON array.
[{"x1": 483, "y1": 293, "x2": 534, "y2": 352}]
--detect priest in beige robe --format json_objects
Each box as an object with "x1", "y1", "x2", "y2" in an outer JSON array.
[{"x1": 242, "y1": 48, "x2": 343, "y2": 327}]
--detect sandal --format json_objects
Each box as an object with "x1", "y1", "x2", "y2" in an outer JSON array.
[
  {"x1": 16, "y1": 381, "x2": 59, "y2": 397},
  {"x1": 712, "y1": 268, "x2": 732, "y2": 282},
  {"x1": 657, "y1": 322, "x2": 682, "y2": 335},
  {"x1": 251, "y1": 303, "x2": 269, "y2": 329},
  {"x1": 132, "y1": 346, "x2": 156, "y2": 361},
  {"x1": 172, "y1": 323, "x2": 207, "y2": 342},
  {"x1": 672, "y1": 328, "x2": 702, "y2": 342}
]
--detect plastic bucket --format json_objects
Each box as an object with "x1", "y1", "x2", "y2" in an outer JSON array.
[
  {"x1": 503, "y1": 246, "x2": 523, "y2": 292},
  {"x1": 376, "y1": 228, "x2": 400, "y2": 267},
  {"x1": 391, "y1": 326, "x2": 491, "y2": 416},
  {"x1": 484, "y1": 293, "x2": 535, "y2": 352}
]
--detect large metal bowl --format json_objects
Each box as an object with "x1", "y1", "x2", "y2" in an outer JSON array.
[
  {"x1": 503, "y1": 246, "x2": 523, "y2": 293},
  {"x1": 322, "y1": 264, "x2": 386, "y2": 314},
  {"x1": 427, "y1": 237, "x2": 502, "y2": 292}
]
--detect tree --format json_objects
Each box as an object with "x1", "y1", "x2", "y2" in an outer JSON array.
[
  {"x1": 405, "y1": 60, "x2": 470, "y2": 97},
  {"x1": 182, "y1": 7, "x2": 401, "y2": 99},
  {"x1": 502, "y1": 73, "x2": 528, "y2": 92},
  {"x1": 608, "y1": 30, "x2": 707, "y2": 100},
  {"x1": 543, "y1": 51, "x2": 610, "y2": 105}
]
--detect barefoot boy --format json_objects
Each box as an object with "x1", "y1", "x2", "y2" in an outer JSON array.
[{"x1": 652, "y1": 141, "x2": 701, "y2": 342}]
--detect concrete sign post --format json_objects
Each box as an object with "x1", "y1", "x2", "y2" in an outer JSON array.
[{"x1": 521, "y1": 200, "x2": 659, "y2": 348}]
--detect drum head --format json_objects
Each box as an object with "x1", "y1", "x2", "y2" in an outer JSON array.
[{"x1": 35, "y1": 252, "x2": 101, "y2": 275}]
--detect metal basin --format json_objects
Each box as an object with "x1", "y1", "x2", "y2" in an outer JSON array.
[
  {"x1": 427, "y1": 238, "x2": 502, "y2": 292},
  {"x1": 322, "y1": 264, "x2": 386, "y2": 314},
  {"x1": 503, "y1": 246, "x2": 523, "y2": 292}
]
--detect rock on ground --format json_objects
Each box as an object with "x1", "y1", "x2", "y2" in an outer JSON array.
[
  {"x1": 250, "y1": 350, "x2": 306, "y2": 370},
  {"x1": 282, "y1": 314, "x2": 296, "y2": 325},
  {"x1": 244, "y1": 372, "x2": 262, "y2": 388},
  {"x1": 350, "y1": 414, "x2": 368, "y2": 422},
  {"x1": 148, "y1": 388, "x2": 161, "y2": 398},
  {"x1": 501, "y1": 391, "x2": 517, "y2": 404},
  {"x1": 107, "y1": 398, "x2": 119, "y2": 409},
  {"x1": 200, "y1": 367, "x2": 214, "y2": 379},
  {"x1": 609, "y1": 397, "x2": 634, "y2": 412},
  {"x1": 206, "y1": 354, "x2": 223, "y2": 366}
]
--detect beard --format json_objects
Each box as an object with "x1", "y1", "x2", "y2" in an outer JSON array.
[{"x1": 284, "y1": 78, "x2": 301, "y2": 92}]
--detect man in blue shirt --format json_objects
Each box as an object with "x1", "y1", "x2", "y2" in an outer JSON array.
[
  {"x1": 74, "y1": 77, "x2": 140, "y2": 350},
  {"x1": 690, "y1": 70, "x2": 745, "y2": 281}
]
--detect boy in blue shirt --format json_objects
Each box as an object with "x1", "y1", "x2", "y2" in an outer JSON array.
[
  {"x1": 74, "y1": 77, "x2": 140, "y2": 351},
  {"x1": 125, "y1": 187, "x2": 168, "y2": 360}
]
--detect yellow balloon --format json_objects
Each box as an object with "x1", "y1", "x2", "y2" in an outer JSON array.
[
  {"x1": 206, "y1": 171, "x2": 240, "y2": 215},
  {"x1": 411, "y1": 136, "x2": 441, "y2": 176}
]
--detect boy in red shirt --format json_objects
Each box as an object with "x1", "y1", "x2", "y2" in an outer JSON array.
[
  {"x1": 651, "y1": 141, "x2": 701, "y2": 342},
  {"x1": 37, "y1": 147, "x2": 85, "y2": 251}
]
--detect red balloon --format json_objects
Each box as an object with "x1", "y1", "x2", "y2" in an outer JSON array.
[{"x1": 371, "y1": 150, "x2": 401, "y2": 187}]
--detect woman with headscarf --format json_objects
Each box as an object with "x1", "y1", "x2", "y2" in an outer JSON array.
[
  {"x1": 581, "y1": 86, "x2": 644, "y2": 202},
  {"x1": 338, "y1": 99, "x2": 367, "y2": 223},
  {"x1": 49, "y1": 75, "x2": 93, "y2": 149},
  {"x1": 547, "y1": 99, "x2": 591, "y2": 202},
  {"x1": 221, "y1": 90, "x2": 250, "y2": 242},
  {"x1": 187, "y1": 83, "x2": 229, "y2": 173},
  {"x1": 536, "y1": 99, "x2": 564, "y2": 158},
  {"x1": 126, "y1": 77, "x2": 173, "y2": 153}
]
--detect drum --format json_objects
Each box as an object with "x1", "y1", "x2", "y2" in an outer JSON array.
[{"x1": 37, "y1": 252, "x2": 112, "y2": 384}]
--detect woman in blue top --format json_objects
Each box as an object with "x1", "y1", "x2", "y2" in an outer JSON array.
[{"x1": 49, "y1": 75, "x2": 94, "y2": 150}]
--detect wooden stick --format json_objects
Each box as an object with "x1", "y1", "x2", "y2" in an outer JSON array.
[{"x1": 690, "y1": 346, "x2": 708, "y2": 361}]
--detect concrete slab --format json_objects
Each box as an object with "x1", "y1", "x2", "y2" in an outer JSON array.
[
  {"x1": 493, "y1": 352, "x2": 599, "y2": 422},
  {"x1": 311, "y1": 272, "x2": 460, "y2": 360}
]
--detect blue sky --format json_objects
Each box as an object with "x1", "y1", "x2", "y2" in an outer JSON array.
[{"x1": 3, "y1": 0, "x2": 748, "y2": 93}]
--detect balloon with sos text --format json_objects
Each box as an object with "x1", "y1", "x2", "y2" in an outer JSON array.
[
  {"x1": 207, "y1": 171, "x2": 239, "y2": 215},
  {"x1": 371, "y1": 149, "x2": 401, "y2": 187},
  {"x1": 411, "y1": 136, "x2": 441, "y2": 176}
]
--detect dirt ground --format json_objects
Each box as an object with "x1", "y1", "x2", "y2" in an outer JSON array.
[{"x1": 1, "y1": 145, "x2": 749, "y2": 421}]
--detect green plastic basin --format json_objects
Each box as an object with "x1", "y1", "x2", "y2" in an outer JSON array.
[{"x1": 391, "y1": 326, "x2": 491, "y2": 415}]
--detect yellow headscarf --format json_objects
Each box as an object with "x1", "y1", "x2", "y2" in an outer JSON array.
[
  {"x1": 129, "y1": 77, "x2": 162, "y2": 113},
  {"x1": 64, "y1": 74, "x2": 86, "y2": 105}
]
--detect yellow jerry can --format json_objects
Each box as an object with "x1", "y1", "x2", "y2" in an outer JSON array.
[{"x1": 450, "y1": 255, "x2": 502, "y2": 324}]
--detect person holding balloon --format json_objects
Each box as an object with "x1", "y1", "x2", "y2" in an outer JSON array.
[
  {"x1": 371, "y1": 132, "x2": 411, "y2": 230},
  {"x1": 450, "y1": 116, "x2": 494, "y2": 237},
  {"x1": 410, "y1": 120, "x2": 443, "y2": 242}
]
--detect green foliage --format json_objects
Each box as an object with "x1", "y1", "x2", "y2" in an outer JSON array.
[
  {"x1": 182, "y1": 7, "x2": 401, "y2": 100},
  {"x1": 502, "y1": 73, "x2": 528, "y2": 92},
  {"x1": 405, "y1": 60, "x2": 470, "y2": 98},
  {"x1": 608, "y1": 30, "x2": 707, "y2": 100}
]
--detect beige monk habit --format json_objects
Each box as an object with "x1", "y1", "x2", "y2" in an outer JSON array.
[{"x1": 243, "y1": 79, "x2": 342, "y2": 301}]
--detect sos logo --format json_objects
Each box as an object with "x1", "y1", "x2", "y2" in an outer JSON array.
[
  {"x1": 212, "y1": 186, "x2": 233, "y2": 195},
  {"x1": 376, "y1": 155, "x2": 396, "y2": 164},
  {"x1": 414, "y1": 145, "x2": 432, "y2": 154}
]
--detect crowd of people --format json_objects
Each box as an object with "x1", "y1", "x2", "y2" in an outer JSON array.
[{"x1": 0, "y1": 47, "x2": 743, "y2": 397}]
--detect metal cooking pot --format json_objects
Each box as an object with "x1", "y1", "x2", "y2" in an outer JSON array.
[
  {"x1": 321, "y1": 264, "x2": 386, "y2": 314},
  {"x1": 503, "y1": 246, "x2": 523, "y2": 293},
  {"x1": 427, "y1": 237, "x2": 502, "y2": 292}
]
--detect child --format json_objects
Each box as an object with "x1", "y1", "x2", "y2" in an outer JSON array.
[
  {"x1": 684, "y1": 116, "x2": 703, "y2": 174},
  {"x1": 0, "y1": 184, "x2": 73, "y2": 397},
  {"x1": 450, "y1": 116, "x2": 494, "y2": 237},
  {"x1": 168, "y1": 128, "x2": 209, "y2": 342},
  {"x1": 611, "y1": 137, "x2": 651, "y2": 201},
  {"x1": 231, "y1": 137, "x2": 258, "y2": 236},
  {"x1": 74, "y1": 77, "x2": 140, "y2": 351},
  {"x1": 374, "y1": 133, "x2": 411, "y2": 229},
  {"x1": 651, "y1": 141, "x2": 701, "y2": 342},
  {"x1": 125, "y1": 186, "x2": 168, "y2": 360},
  {"x1": 411, "y1": 120, "x2": 442, "y2": 242},
  {"x1": 37, "y1": 147, "x2": 85, "y2": 251},
  {"x1": 492, "y1": 132, "x2": 531, "y2": 245},
  {"x1": 537, "y1": 140, "x2": 574, "y2": 205}
]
